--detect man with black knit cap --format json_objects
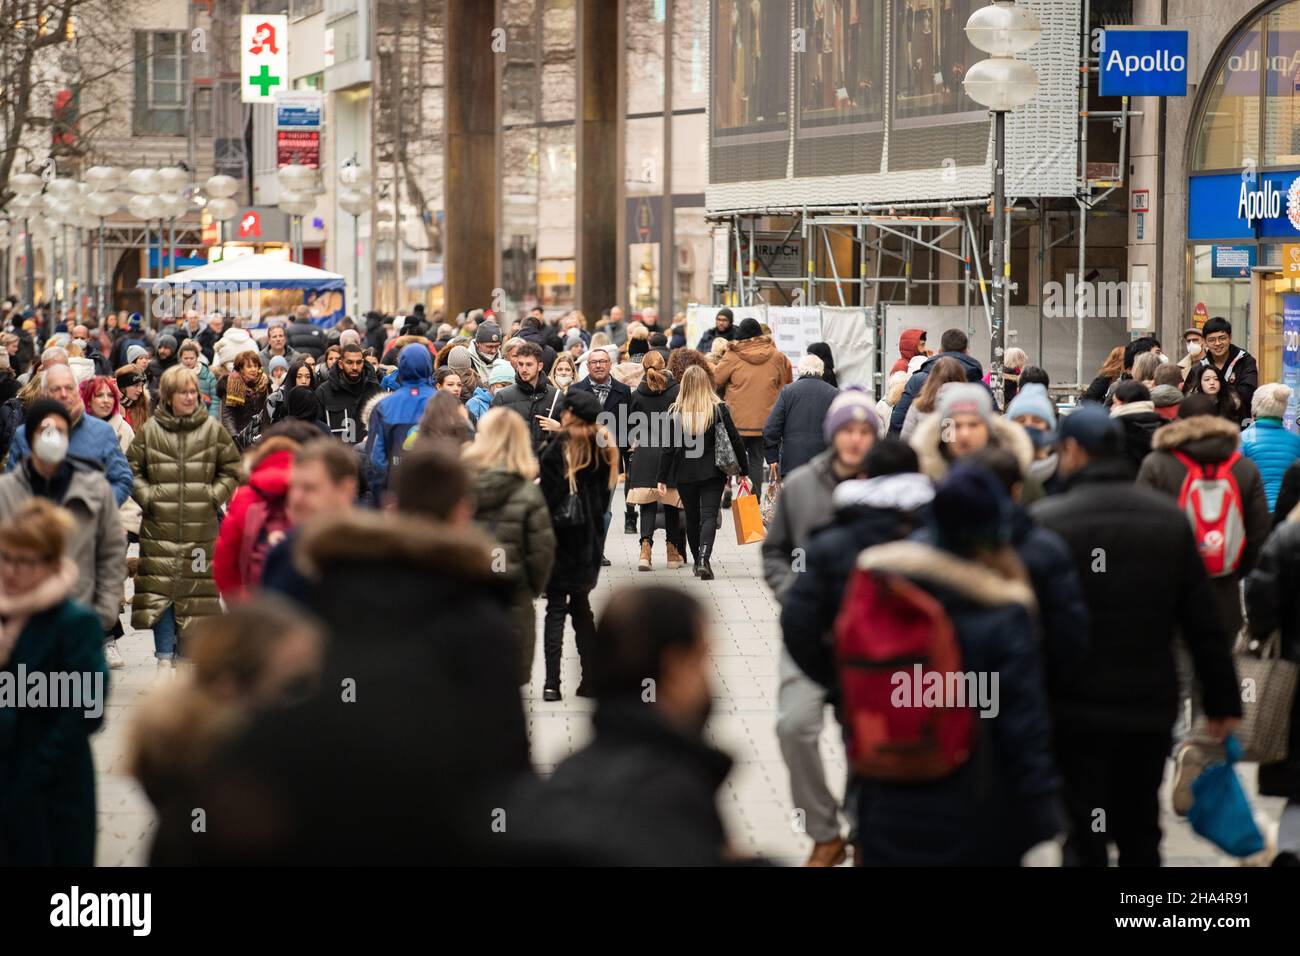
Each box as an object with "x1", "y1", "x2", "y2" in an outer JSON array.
[
  {"x1": 697, "y1": 307, "x2": 737, "y2": 352},
  {"x1": 1032, "y1": 404, "x2": 1241, "y2": 867},
  {"x1": 0, "y1": 397, "x2": 125, "y2": 663},
  {"x1": 146, "y1": 333, "x2": 180, "y2": 404},
  {"x1": 470, "y1": 321, "x2": 505, "y2": 383}
]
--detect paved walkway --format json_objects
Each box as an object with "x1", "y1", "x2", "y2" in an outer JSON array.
[{"x1": 93, "y1": 489, "x2": 1283, "y2": 866}]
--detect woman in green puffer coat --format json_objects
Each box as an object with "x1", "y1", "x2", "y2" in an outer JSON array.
[
  {"x1": 462, "y1": 407, "x2": 556, "y2": 685},
  {"x1": 128, "y1": 365, "x2": 241, "y2": 670}
]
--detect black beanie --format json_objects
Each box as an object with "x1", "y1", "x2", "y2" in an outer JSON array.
[
  {"x1": 628, "y1": 338, "x2": 650, "y2": 358},
  {"x1": 736, "y1": 318, "x2": 762, "y2": 340},
  {"x1": 26, "y1": 398, "x2": 72, "y2": 439},
  {"x1": 563, "y1": 389, "x2": 601, "y2": 424}
]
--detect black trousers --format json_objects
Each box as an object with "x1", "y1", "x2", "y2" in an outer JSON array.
[
  {"x1": 743, "y1": 435, "x2": 766, "y2": 499},
  {"x1": 639, "y1": 502, "x2": 684, "y2": 549},
  {"x1": 542, "y1": 585, "x2": 595, "y2": 688},
  {"x1": 678, "y1": 475, "x2": 725, "y2": 564},
  {"x1": 1057, "y1": 730, "x2": 1170, "y2": 867}
]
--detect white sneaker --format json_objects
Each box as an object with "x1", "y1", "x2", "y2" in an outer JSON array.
[{"x1": 105, "y1": 641, "x2": 124, "y2": 670}]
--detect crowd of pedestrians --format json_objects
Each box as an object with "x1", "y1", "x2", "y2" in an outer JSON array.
[{"x1": 1, "y1": 296, "x2": 1297, "y2": 871}]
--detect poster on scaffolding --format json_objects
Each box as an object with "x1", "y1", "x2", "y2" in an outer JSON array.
[{"x1": 767, "y1": 307, "x2": 822, "y2": 365}]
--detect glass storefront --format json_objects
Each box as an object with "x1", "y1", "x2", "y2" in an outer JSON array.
[
  {"x1": 1187, "y1": 0, "x2": 1300, "y2": 380},
  {"x1": 712, "y1": 0, "x2": 789, "y2": 134},
  {"x1": 799, "y1": 0, "x2": 885, "y2": 129},
  {"x1": 500, "y1": 0, "x2": 576, "y2": 317},
  {"x1": 623, "y1": 0, "x2": 710, "y2": 319},
  {"x1": 892, "y1": 0, "x2": 980, "y2": 124}
]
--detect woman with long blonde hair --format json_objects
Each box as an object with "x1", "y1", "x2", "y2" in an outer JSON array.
[
  {"x1": 537, "y1": 390, "x2": 619, "y2": 700},
  {"x1": 463, "y1": 409, "x2": 556, "y2": 686},
  {"x1": 656, "y1": 365, "x2": 746, "y2": 580}
]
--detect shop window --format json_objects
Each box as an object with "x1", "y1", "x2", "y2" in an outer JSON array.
[
  {"x1": 891, "y1": 0, "x2": 979, "y2": 125},
  {"x1": 799, "y1": 0, "x2": 885, "y2": 129}
]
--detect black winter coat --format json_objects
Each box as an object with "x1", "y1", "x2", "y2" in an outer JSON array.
[
  {"x1": 1243, "y1": 520, "x2": 1300, "y2": 800},
  {"x1": 696, "y1": 324, "x2": 736, "y2": 352},
  {"x1": 286, "y1": 321, "x2": 325, "y2": 359},
  {"x1": 657, "y1": 403, "x2": 746, "y2": 487},
  {"x1": 315, "y1": 363, "x2": 381, "y2": 445},
  {"x1": 626, "y1": 379, "x2": 680, "y2": 491},
  {"x1": 1031, "y1": 459, "x2": 1242, "y2": 734},
  {"x1": 763, "y1": 375, "x2": 838, "y2": 476},
  {"x1": 539, "y1": 432, "x2": 613, "y2": 593},
  {"x1": 1274, "y1": 460, "x2": 1300, "y2": 528},
  {"x1": 851, "y1": 540, "x2": 1067, "y2": 865},
  {"x1": 152, "y1": 512, "x2": 530, "y2": 865},
  {"x1": 1113, "y1": 406, "x2": 1163, "y2": 473},
  {"x1": 490, "y1": 376, "x2": 560, "y2": 450},
  {"x1": 570, "y1": 374, "x2": 633, "y2": 457},
  {"x1": 509, "y1": 701, "x2": 733, "y2": 865},
  {"x1": 1083, "y1": 373, "x2": 1116, "y2": 405}
]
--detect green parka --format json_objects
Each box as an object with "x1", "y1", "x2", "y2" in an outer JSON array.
[
  {"x1": 128, "y1": 402, "x2": 240, "y2": 633},
  {"x1": 470, "y1": 467, "x2": 556, "y2": 682}
]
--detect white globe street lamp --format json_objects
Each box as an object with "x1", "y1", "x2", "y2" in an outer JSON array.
[
  {"x1": 339, "y1": 160, "x2": 371, "y2": 315},
  {"x1": 964, "y1": 0, "x2": 1041, "y2": 408}
]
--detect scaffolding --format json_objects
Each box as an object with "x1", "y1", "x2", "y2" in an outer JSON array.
[{"x1": 708, "y1": 0, "x2": 1139, "y2": 400}]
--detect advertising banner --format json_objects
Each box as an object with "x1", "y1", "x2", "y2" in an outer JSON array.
[{"x1": 1284, "y1": 294, "x2": 1300, "y2": 432}]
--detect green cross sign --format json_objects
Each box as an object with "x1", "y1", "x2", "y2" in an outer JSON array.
[{"x1": 249, "y1": 65, "x2": 281, "y2": 97}]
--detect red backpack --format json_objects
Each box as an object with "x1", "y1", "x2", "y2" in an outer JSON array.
[
  {"x1": 238, "y1": 485, "x2": 292, "y2": 587},
  {"x1": 1173, "y1": 449, "x2": 1246, "y2": 578},
  {"x1": 834, "y1": 569, "x2": 973, "y2": 782}
]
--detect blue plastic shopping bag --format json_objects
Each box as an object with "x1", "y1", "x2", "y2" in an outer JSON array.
[{"x1": 1187, "y1": 735, "x2": 1265, "y2": 858}]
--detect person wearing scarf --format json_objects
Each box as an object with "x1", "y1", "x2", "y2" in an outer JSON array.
[{"x1": 219, "y1": 351, "x2": 270, "y2": 449}]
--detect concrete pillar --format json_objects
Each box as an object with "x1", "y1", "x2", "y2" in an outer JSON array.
[
  {"x1": 576, "y1": 0, "x2": 619, "y2": 321},
  {"x1": 444, "y1": 0, "x2": 498, "y2": 316}
]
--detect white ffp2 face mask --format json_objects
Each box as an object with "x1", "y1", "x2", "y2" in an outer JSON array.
[
  {"x1": 555, "y1": 375, "x2": 573, "y2": 387},
  {"x1": 1186, "y1": 341, "x2": 1203, "y2": 356},
  {"x1": 34, "y1": 424, "x2": 68, "y2": 465}
]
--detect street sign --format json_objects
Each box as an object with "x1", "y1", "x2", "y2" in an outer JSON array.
[
  {"x1": 1211, "y1": 245, "x2": 1256, "y2": 278},
  {"x1": 1285, "y1": 294, "x2": 1300, "y2": 431},
  {"x1": 277, "y1": 129, "x2": 320, "y2": 168},
  {"x1": 741, "y1": 233, "x2": 804, "y2": 279},
  {"x1": 241, "y1": 15, "x2": 288, "y2": 104},
  {"x1": 1099, "y1": 28, "x2": 1188, "y2": 97},
  {"x1": 275, "y1": 90, "x2": 322, "y2": 129},
  {"x1": 1131, "y1": 189, "x2": 1150, "y2": 213}
]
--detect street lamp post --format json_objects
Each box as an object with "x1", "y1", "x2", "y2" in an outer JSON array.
[
  {"x1": 339, "y1": 159, "x2": 372, "y2": 318},
  {"x1": 964, "y1": 1, "x2": 1041, "y2": 409},
  {"x1": 86, "y1": 166, "x2": 126, "y2": 316}
]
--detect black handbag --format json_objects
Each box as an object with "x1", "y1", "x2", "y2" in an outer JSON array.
[
  {"x1": 553, "y1": 474, "x2": 587, "y2": 528},
  {"x1": 713, "y1": 405, "x2": 743, "y2": 477}
]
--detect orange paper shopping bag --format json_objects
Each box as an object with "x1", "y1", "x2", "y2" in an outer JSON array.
[{"x1": 732, "y1": 479, "x2": 766, "y2": 545}]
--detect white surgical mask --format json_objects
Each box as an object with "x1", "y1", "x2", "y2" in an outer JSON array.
[
  {"x1": 1186, "y1": 341, "x2": 1202, "y2": 356},
  {"x1": 555, "y1": 374, "x2": 573, "y2": 387},
  {"x1": 1158, "y1": 352, "x2": 1170, "y2": 364},
  {"x1": 34, "y1": 424, "x2": 67, "y2": 465}
]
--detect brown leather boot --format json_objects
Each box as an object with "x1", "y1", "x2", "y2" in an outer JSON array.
[
  {"x1": 665, "y1": 541, "x2": 685, "y2": 569},
  {"x1": 638, "y1": 539, "x2": 652, "y2": 571},
  {"x1": 805, "y1": 835, "x2": 848, "y2": 867}
]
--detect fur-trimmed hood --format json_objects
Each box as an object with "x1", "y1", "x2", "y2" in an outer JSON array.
[
  {"x1": 857, "y1": 540, "x2": 1036, "y2": 611},
  {"x1": 294, "y1": 509, "x2": 496, "y2": 581},
  {"x1": 910, "y1": 412, "x2": 1034, "y2": 481},
  {"x1": 1150, "y1": 413, "x2": 1239, "y2": 464}
]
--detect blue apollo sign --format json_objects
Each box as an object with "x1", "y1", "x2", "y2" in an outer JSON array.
[
  {"x1": 1189, "y1": 171, "x2": 1300, "y2": 241},
  {"x1": 1099, "y1": 29, "x2": 1188, "y2": 97}
]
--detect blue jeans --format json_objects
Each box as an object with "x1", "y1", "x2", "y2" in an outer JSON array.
[{"x1": 153, "y1": 606, "x2": 178, "y2": 660}]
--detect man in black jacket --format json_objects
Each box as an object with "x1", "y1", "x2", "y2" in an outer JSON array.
[
  {"x1": 696, "y1": 307, "x2": 736, "y2": 352},
  {"x1": 572, "y1": 346, "x2": 633, "y2": 539},
  {"x1": 1031, "y1": 404, "x2": 1241, "y2": 867},
  {"x1": 315, "y1": 343, "x2": 381, "y2": 445},
  {"x1": 888, "y1": 328, "x2": 987, "y2": 436},
  {"x1": 488, "y1": 341, "x2": 558, "y2": 450},
  {"x1": 1183, "y1": 316, "x2": 1257, "y2": 416},
  {"x1": 194, "y1": 313, "x2": 225, "y2": 364}
]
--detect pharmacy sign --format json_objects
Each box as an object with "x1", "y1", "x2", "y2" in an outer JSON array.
[{"x1": 241, "y1": 15, "x2": 288, "y2": 104}]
